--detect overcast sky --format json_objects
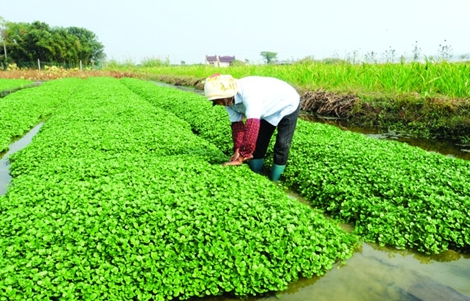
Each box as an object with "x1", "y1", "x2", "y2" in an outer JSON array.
[{"x1": 1, "y1": 0, "x2": 468, "y2": 64}]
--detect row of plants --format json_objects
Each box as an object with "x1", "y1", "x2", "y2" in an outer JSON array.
[
  {"x1": 0, "y1": 78, "x2": 80, "y2": 154},
  {"x1": 0, "y1": 68, "x2": 141, "y2": 82},
  {"x1": 0, "y1": 77, "x2": 358, "y2": 300},
  {"x1": 120, "y1": 78, "x2": 470, "y2": 255},
  {"x1": 286, "y1": 122, "x2": 470, "y2": 254},
  {"x1": 0, "y1": 79, "x2": 33, "y2": 92}
]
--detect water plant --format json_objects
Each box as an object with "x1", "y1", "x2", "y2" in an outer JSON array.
[
  {"x1": 1, "y1": 77, "x2": 358, "y2": 300},
  {"x1": 121, "y1": 78, "x2": 470, "y2": 255},
  {"x1": 0, "y1": 78, "x2": 81, "y2": 153}
]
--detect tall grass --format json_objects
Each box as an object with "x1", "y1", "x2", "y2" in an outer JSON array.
[{"x1": 134, "y1": 60, "x2": 470, "y2": 99}]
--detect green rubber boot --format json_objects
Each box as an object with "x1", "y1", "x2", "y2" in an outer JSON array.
[
  {"x1": 248, "y1": 158, "x2": 264, "y2": 173},
  {"x1": 270, "y1": 164, "x2": 286, "y2": 181}
]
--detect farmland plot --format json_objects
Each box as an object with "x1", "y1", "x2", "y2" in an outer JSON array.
[
  {"x1": 0, "y1": 77, "x2": 357, "y2": 300},
  {"x1": 0, "y1": 78, "x2": 81, "y2": 153},
  {"x1": 121, "y1": 78, "x2": 470, "y2": 255}
]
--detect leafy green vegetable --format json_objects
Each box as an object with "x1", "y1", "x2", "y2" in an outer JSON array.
[
  {"x1": 1, "y1": 77, "x2": 357, "y2": 300},
  {"x1": 0, "y1": 78, "x2": 81, "y2": 153},
  {"x1": 121, "y1": 77, "x2": 470, "y2": 255}
]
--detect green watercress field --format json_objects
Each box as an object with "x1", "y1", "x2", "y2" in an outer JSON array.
[
  {"x1": 0, "y1": 78, "x2": 81, "y2": 154},
  {"x1": 287, "y1": 123, "x2": 470, "y2": 254},
  {"x1": 121, "y1": 78, "x2": 234, "y2": 155},
  {"x1": 121, "y1": 78, "x2": 470, "y2": 255},
  {"x1": 1, "y1": 77, "x2": 357, "y2": 300}
]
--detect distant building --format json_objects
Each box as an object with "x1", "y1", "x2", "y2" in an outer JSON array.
[
  {"x1": 205, "y1": 55, "x2": 218, "y2": 66},
  {"x1": 205, "y1": 55, "x2": 235, "y2": 67}
]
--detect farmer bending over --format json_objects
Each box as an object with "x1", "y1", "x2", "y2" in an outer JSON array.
[{"x1": 204, "y1": 74, "x2": 300, "y2": 181}]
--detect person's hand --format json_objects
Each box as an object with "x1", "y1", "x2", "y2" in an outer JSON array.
[
  {"x1": 230, "y1": 149, "x2": 240, "y2": 162},
  {"x1": 222, "y1": 153, "x2": 253, "y2": 167}
]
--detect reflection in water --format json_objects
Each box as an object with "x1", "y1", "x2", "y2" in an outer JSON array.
[
  {"x1": 275, "y1": 243, "x2": 470, "y2": 301},
  {"x1": 368, "y1": 242, "x2": 468, "y2": 264},
  {"x1": 277, "y1": 189, "x2": 470, "y2": 301},
  {"x1": 188, "y1": 243, "x2": 470, "y2": 301}
]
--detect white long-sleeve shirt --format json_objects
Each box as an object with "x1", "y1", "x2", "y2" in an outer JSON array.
[{"x1": 225, "y1": 76, "x2": 300, "y2": 126}]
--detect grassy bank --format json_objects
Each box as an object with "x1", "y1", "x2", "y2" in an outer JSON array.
[{"x1": 135, "y1": 61, "x2": 470, "y2": 98}]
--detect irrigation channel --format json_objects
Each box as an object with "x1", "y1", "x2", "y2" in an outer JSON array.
[{"x1": 0, "y1": 84, "x2": 469, "y2": 301}]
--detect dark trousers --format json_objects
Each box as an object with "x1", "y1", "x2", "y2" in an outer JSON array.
[{"x1": 252, "y1": 104, "x2": 300, "y2": 165}]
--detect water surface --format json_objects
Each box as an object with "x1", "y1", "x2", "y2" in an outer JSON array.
[{"x1": 0, "y1": 123, "x2": 43, "y2": 196}]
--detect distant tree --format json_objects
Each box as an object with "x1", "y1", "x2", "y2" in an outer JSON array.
[
  {"x1": 181, "y1": 61, "x2": 186, "y2": 65},
  {"x1": 6, "y1": 21, "x2": 51, "y2": 62},
  {"x1": 2, "y1": 20, "x2": 105, "y2": 66},
  {"x1": 260, "y1": 51, "x2": 278, "y2": 64},
  {"x1": 321, "y1": 57, "x2": 346, "y2": 65},
  {"x1": 294, "y1": 55, "x2": 315, "y2": 65},
  {"x1": 67, "y1": 27, "x2": 105, "y2": 65}
]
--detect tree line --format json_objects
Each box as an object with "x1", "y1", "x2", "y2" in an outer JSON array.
[{"x1": 0, "y1": 17, "x2": 105, "y2": 68}]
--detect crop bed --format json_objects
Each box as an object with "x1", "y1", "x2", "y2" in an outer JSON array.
[
  {"x1": 121, "y1": 78, "x2": 470, "y2": 255},
  {"x1": 0, "y1": 78, "x2": 357, "y2": 300},
  {"x1": 0, "y1": 79, "x2": 77, "y2": 154}
]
